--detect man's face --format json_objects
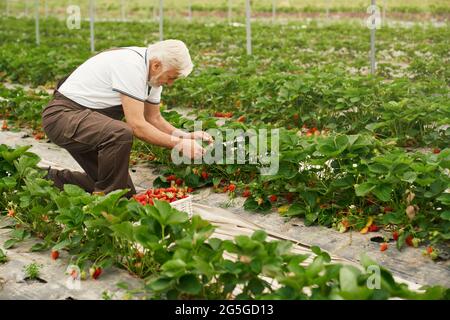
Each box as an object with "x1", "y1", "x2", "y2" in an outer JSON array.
[{"x1": 148, "y1": 60, "x2": 179, "y2": 87}]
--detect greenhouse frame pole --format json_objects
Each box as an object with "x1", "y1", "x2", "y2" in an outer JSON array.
[
  {"x1": 187, "y1": 1, "x2": 192, "y2": 22},
  {"x1": 90, "y1": 0, "x2": 95, "y2": 52},
  {"x1": 370, "y1": 0, "x2": 376, "y2": 75},
  {"x1": 326, "y1": 0, "x2": 331, "y2": 19},
  {"x1": 159, "y1": 0, "x2": 163, "y2": 41},
  {"x1": 121, "y1": 0, "x2": 125, "y2": 21},
  {"x1": 245, "y1": 0, "x2": 251, "y2": 55},
  {"x1": 35, "y1": 0, "x2": 40, "y2": 45},
  {"x1": 272, "y1": 0, "x2": 276, "y2": 23}
]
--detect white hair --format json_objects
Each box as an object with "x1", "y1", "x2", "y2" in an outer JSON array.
[{"x1": 147, "y1": 39, "x2": 194, "y2": 77}]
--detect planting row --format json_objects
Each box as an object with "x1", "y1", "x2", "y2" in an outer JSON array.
[{"x1": 0, "y1": 144, "x2": 449, "y2": 299}]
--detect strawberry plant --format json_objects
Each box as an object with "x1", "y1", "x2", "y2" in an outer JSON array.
[
  {"x1": 23, "y1": 262, "x2": 42, "y2": 280},
  {"x1": 1, "y1": 145, "x2": 448, "y2": 299},
  {"x1": 0, "y1": 248, "x2": 7, "y2": 264}
]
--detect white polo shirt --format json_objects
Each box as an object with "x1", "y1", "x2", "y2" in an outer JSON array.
[{"x1": 59, "y1": 47, "x2": 162, "y2": 109}]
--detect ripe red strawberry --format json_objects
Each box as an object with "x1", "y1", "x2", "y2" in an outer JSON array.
[
  {"x1": 90, "y1": 267, "x2": 102, "y2": 280},
  {"x1": 293, "y1": 113, "x2": 299, "y2": 121},
  {"x1": 51, "y1": 250, "x2": 59, "y2": 260},
  {"x1": 1, "y1": 120, "x2": 8, "y2": 131},
  {"x1": 187, "y1": 187, "x2": 194, "y2": 193},
  {"x1": 269, "y1": 195, "x2": 278, "y2": 202},
  {"x1": 166, "y1": 175, "x2": 176, "y2": 182},
  {"x1": 228, "y1": 184, "x2": 236, "y2": 192},
  {"x1": 368, "y1": 224, "x2": 379, "y2": 232},
  {"x1": 201, "y1": 171, "x2": 209, "y2": 180},
  {"x1": 380, "y1": 243, "x2": 388, "y2": 252},
  {"x1": 175, "y1": 178, "x2": 183, "y2": 186},
  {"x1": 393, "y1": 231, "x2": 399, "y2": 241},
  {"x1": 237, "y1": 115, "x2": 246, "y2": 122},
  {"x1": 285, "y1": 193, "x2": 294, "y2": 203},
  {"x1": 405, "y1": 235, "x2": 414, "y2": 247},
  {"x1": 427, "y1": 246, "x2": 434, "y2": 254},
  {"x1": 432, "y1": 148, "x2": 440, "y2": 154},
  {"x1": 242, "y1": 190, "x2": 251, "y2": 198}
]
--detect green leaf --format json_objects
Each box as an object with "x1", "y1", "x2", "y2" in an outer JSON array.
[
  {"x1": 251, "y1": 230, "x2": 267, "y2": 242},
  {"x1": 305, "y1": 256, "x2": 324, "y2": 278},
  {"x1": 311, "y1": 246, "x2": 331, "y2": 263},
  {"x1": 372, "y1": 184, "x2": 392, "y2": 202},
  {"x1": 30, "y1": 242, "x2": 48, "y2": 252},
  {"x1": 148, "y1": 277, "x2": 173, "y2": 291},
  {"x1": 177, "y1": 274, "x2": 202, "y2": 295},
  {"x1": 0, "y1": 248, "x2": 7, "y2": 264},
  {"x1": 1, "y1": 176, "x2": 17, "y2": 189},
  {"x1": 368, "y1": 163, "x2": 388, "y2": 174},
  {"x1": 4, "y1": 239, "x2": 17, "y2": 249},
  {"x1": 63, "y1": 184, "x2": 87, "y2": 196},
  {"x1": 212, "y1": 177, "x2": 222, "y2": 187},
  {"x1": 153, "y1": 176, "x2": 170, "y2": 188},
  {"x1": 1, "y1": 145, "x2": 31, "y2": 162},
  {"x1": 330, "y1": 176, "x2": 354, "y2": 189},
  {"x1": 284, "y1": 204, "x2": 305, "y2": 217},
  {"x1": 397, "y1": 232, "x2": 408, "y2": 251},
  {"x1": 339, "y1": 266, "x2": 359, "y2": 293},
  {"x1": 360, "y1": 253, "x2": 378, "y2": 270},
  {"x1": 166, "y1": 209, "x2": 189, "y2": 225},
  {"x1": 437, "y1": 193, "x2": 450, "y2": 205},
  {"x1": 440, "y1": 211, "x2": 450, "y2": 221},
  {"x1": 110, "y1": 222, "x2": 135, "y2": 242},
  {"x1": 365, "y1": 122, "x2": 387, "y2": 132},
  {"x1": 300, "y1": 191, "x2": 317, "y2": 208},
  {"x1": 161, "y1": 259, "x2": 186, "y2": 277},
  {"x1": 116, "y1": 282, "x2": 130, "y2": 290},
  {"x1": 153, "y1": 200, "x2": 173, "y2": 226},
  {"x1": 184, "y1": 173, "x2": 200, "y2": 187},
  {"x1": 355, "y1": 182, "x2": 375, "y2": 197},
  {"x1": 401, "y1": 172, "x2": 417, "y2": 183},
  {"x1": 243, "y1": 198, "x2": 258, "y2": 211},
  {"x1": 52, "y1": 239, "x2": 71, "y2": 251}
]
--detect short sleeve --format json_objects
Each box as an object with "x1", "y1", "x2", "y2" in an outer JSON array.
[
  {"x1": 111, "y1": 57, "x2": 147, "y2": 102},
  {"x1": 146, "y1": 86, "x2": 163, "y2": 104}
]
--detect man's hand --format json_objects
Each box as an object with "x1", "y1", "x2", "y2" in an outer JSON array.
[
  {"x1": 189, "y1": 131, "x2": 214, "y2": 144},
  {"x1": 174, "y1": 139, "x2": 205, "y2": 159}
]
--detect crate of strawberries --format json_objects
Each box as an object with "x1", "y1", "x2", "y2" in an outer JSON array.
[{"x1": 133, "y1": 185, "x2": 194, "y2": 217}]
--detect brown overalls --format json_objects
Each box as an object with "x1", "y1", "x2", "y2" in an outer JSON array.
[{"x1": 42, "y1": 49, "x2": 138, "y2": 198}]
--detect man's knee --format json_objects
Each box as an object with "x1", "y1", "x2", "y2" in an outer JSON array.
[{"x1": 104, "y1": 121, "x2": 133, "y2": 144}]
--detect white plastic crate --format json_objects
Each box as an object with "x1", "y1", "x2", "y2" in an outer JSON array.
[{"x1": 169, "y1": 195, "x2": 193, "y2": 218}]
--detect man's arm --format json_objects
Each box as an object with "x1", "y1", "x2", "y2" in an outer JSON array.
[
  {"x1": 121, "y1": 95, "x2": 204, "y2": 158},
  {"x1": 144, "y1": 101, "x2": 214, "y2": 143},
  {"x1": 143, "y1": 101, "x2": 190, "y2": 138}
]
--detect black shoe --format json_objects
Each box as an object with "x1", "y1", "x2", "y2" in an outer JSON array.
[{"x1": 43, "y1": 166, "x2": 52, "y2": 180}]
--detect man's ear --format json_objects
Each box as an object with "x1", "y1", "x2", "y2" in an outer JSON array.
[{"x1": 150, "y1": 59, "x2": 162, "y2": 73}]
